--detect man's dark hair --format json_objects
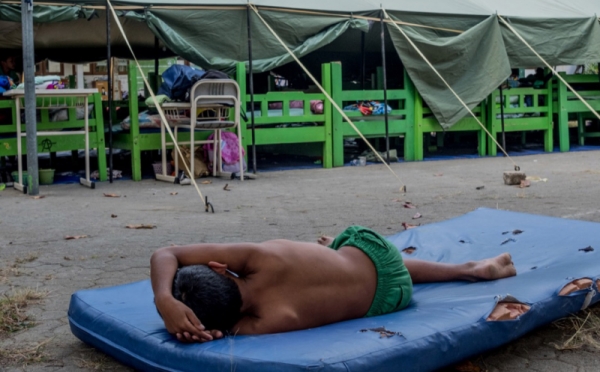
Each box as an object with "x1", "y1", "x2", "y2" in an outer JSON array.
[{"x1": 172, "y1": 265, "x2": 242, "y2": 332}]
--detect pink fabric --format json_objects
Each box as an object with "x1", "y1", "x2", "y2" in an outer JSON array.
[
  {"x1": 268, "y1": 100, "x2": 304, "y2": 110},
  {"x1": 204, "y1": 132, "x2": 244, "y2": 165},
  {"x1": 310, "y1": 100, "x2": 323, "y2": 114}
]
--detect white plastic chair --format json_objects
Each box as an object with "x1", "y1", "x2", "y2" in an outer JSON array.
[{"x1": 162, "y1": 79, "x2": 244, "y2": 182}]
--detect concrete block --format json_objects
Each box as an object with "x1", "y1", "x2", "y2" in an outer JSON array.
[{"x1": 503, "y1": 171, "x2": 527, "y2": 186}]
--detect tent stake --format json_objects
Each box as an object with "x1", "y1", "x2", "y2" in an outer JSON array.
[
  {"x1": 106, "y1": 1, "x2": 114, "y2": 183},
  {"x1": 247, "y1": 4, "x2": 257, "y2": 174},
  {"x1": 22, "y1": 0, "x2": 38, "y2": 195},
  {"x1": 380, "y1": 10, "x2": 390, "y2": 163}
]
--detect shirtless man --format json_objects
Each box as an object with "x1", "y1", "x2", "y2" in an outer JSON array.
[{"x1": 151, "y1": 226, "x2": 516, "y2": 343}]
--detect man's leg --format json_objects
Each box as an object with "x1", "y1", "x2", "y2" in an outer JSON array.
[
  {"x1": 317, "y1": 236, "x2": 516, "y2": 283},
  {"x1": 403, "y1": 255, "x2": 516, "y2": 283}
]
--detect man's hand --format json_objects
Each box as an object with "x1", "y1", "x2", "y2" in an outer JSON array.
[{"x1": 156, "y1": 296, "x2": 218, "y2": 343}]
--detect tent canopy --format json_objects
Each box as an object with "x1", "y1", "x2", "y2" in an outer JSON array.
[{"x1": 3, "y1": 0, "x2": 600, "y2": 127}]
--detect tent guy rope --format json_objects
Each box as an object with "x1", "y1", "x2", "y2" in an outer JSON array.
[
  {"x1": 498, "y1": 15, "x2": 600, "y2": 123},
  {"x1": 383, "y1": 8, "x2": 521, "y2": 171},
  {"x1": 250, "y1": 4, "x2": 408, "y2": 192},
  {"x1": 105, "y1": 0, "x2": 210, "y2": 210}
]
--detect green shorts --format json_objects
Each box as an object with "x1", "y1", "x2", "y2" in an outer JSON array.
[{"x1": 328, "y1": 225, "x2": 413, "y2": 317}]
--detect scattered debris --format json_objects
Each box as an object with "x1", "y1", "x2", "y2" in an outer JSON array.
[
  {"x1": 434, "y1": 173, "x2": 443, "y2": 177},
  {"x1": 401, "y1": 222, "x2": 419, "y2": 230},
  {"x1": 111, "y1": 214, "x2": 118, "y2": 218},
  {"x1": 126, "y1": 224, "x2": 157, "y2": 230},
  {"x1": 412, "y1": 213, "x2": 422, "y2": 220},
  {"x1": 63, "y1": 256, "x2": 71, "y2": 261},
  {"x1": 403, "y1": 202, "x2": 416, "y2": 209},
  {"x1": 360, "y1": 327, "x2": 402, "y2": 339},
  {"x1": 170, "y1": 192, "x2": 178, "y2": 196},
  {"x1": 579, "y1": 246, "x2": 594, "y2": 253},
  {"x1": 0, "y1": 288, "x2": 47, "y2": 336},
  {"x1": 459, "y1": 240, "x2": 467, "y2": 244},
  {"x1": 513, "y1": 230, "x2": 524, "y2": 235},
  {"x1": 503, "y1": 171, "x2": 527, "y2": 186},
  {"x1": 391, "y1": 198, "x2": 403, "y2": 203},
  {"x1": 103, "y1": 193, "x2": 120, "y2": 198},
  {"x1": 519, "y1": 180, "x2": 531, "y2": 188},
  {"x1": 476, "y1": 186, "x2": 485, "y2": 190},
  {"x1": 402, "y1": 247, "x2": 417, "y2": 254},
  {"x1": 531, "y1": 266, "x2": 538, "y2": 270},
  {"x1": 30, "y1": 195, "x2": 45, "y2": 200},
  {"x1": 527, "y1": 176, "x2": 548, "y2": 182},
  {"x1": 453, "y1": 361, "x2": 484, "y2": 372},
  {"x1": 201, "y1": 180, "x2": 212, "y2": 185},
  {"x1": 552, "y1": 305, "x2": 600, "y2": 350},
  {"x1": 223, "y1": 184, "x2": 231, "y2": 191},
  {"x1": 64, "y1": 235, "x2": 88, "y2": 240},
  {"x1": 501, "y1": 238, "x2": 516, "y2": 245}
]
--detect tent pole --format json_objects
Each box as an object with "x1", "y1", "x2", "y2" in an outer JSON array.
[
  {"x1": 154, "y1": 36, "x2": 159, "y2": 92},
  {"x1": 361, "y1": 31, "x2": 366, "y2": 89},
  {"x1": 499, "y1": 85, "x2": 507, "y2": 156},
  {"x1": 380, "y1": 10, "x2": 390, "y2": 163},
  {"x1": 247, "y1": 4, "x2": 257, "y2": 174},
  {"x1": 106, "y1": 1, "x2": 114, "y2": 183},
  {"x1": 22, "y1": 0, "x2": 38, "y2": 195}
]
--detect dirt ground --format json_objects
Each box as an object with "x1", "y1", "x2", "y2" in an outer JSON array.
[{"x1": 1, "y1": 150, "x2": 599, "y2": 372}]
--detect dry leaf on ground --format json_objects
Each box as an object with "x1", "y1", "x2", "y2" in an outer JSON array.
[
  {"x1": 201, "y1": 180, "x2": 212, "y2": 185},
  {"x1": 519, "y1": 180, "x2": 531, "y2": 188},
  {"x1": 412, "y1": 213, "x2": 422, "y2": 220},
  {"x1": 64, "y1": 235, "x2": 88, "y2": 240},
  {"x1": 170, "y1": 192, "x2": 178, "y2": 196},
  {"x1": 453, "y1": 361, "x2": 483, "y2": 372},
  {"x1": 403, "y1": 202, "x2": 416, "y2": 209},
  {"x1": 126, "y1": 224, "x2": 157, "y2": 230},
  {"x1": 111, "y1": 214, "x2": 118, "y2": 218},
  {"x1": 31, "y1": 195, "x2": 45, "y2": 200},
  {"x1": 223, "y1": 184, "x2": 231, "y2": 191},
  {"x1": 103, "y1": 193, "x2": 120, "y2": 198},
  {"x1": 401, "y1": 222, "x2": 420, "y2": 230}
]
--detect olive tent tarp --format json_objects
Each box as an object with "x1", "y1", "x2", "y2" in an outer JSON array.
[{"x1": 4, "y1": 1, "x2": 600, "y2": 127}]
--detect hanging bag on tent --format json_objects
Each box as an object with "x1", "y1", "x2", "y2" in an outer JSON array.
[{"x1": 158, "y1": 65, "x2": 206, "y2": 101}]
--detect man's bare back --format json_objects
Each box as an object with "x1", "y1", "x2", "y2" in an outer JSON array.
[{"x1": 151, "y1": 232, "x2": 516, "y2": 343}]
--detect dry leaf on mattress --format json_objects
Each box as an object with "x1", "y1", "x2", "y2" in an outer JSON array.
[
  {"x1": 103, "y1": 193, "x2": 120, "y2": 198},
  {"x1": 65, "y1": 235, "x2": 88, "y2": 240},
  {"x1": 126, "y1": 224, "x2": 156, "y2": 230}
]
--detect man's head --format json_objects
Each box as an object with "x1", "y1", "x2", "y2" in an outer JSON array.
[
  {"x1": 172, "y1": 265, "x2": 242, "y2": 332},
  {"x1": 0, "y1": 56, "x2": 16, "y2": 73}
]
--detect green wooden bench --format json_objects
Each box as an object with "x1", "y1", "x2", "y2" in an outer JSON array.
[
  {"x1": 414, "y1": 93, "x2": 487, "y2": 161},
  {"x1": 553, "y1": 73, "x2": 600, "y2": 151},
  {"x1": 0, "y1": 93, "x2": 107, "y2": 181},
  {"x1": 487, "y1": 83, "x2": 553, "y2": 156},
  {"x1": 236, "y1": 62, "x2": 333, "y2": 168},
  {"x1": 330, "y1": 62, "x2": 415, "y2": 166}
]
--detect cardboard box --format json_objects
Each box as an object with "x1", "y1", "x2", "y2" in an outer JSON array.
[{"x1": 93, "y1": 80, "x2": 121, "y2": 101}]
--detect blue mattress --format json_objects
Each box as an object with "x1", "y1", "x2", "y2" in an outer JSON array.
[{"x1": 68, "y1": 208, "x2": 600, "y2": 372}]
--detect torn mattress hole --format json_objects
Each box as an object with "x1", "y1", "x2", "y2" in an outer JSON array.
[
  {"x1": 402, "y1": 247, "x2": 417, "y2": 254},
  {"x1": 360, "y1": 327, "x2": 403, "y2": 339},
  {"x1": 487, "y1": 295, "x2": 531, "y2": 321},
  {"x1": 559, "y1": 278, "x2": 593, "y2": 296}
]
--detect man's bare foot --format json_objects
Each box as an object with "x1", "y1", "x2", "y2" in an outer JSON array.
[
  {"x1": 470, "y1": 253, "x2": 517, "y2": 281},
  {"x1": 317, "y1": 235, "x2": 334, "y2": 247}
]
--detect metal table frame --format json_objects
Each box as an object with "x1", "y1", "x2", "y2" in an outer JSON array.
[{"x1": 4, "y1": 89, "x2": 99, "y2": 192}]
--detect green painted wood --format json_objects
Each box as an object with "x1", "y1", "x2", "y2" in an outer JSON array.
[
  {"x1": 488, "y1": 84, "x2": 553, "y2": 157},
  {"x1": 554, "y1": 73, "x2": 600, "y2": 151},
  {"x1": 330, "y1": 62, "x2": 415, "y2": 166},
  {"x1": 235, "y1": 61, "x2": 332, "y2": 167},
  {"x1": 127, "y1": 63, "x2": 142, "y2": 181}
]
